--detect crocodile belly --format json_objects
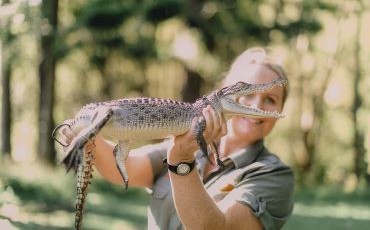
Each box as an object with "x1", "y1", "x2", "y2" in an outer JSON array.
[{"x1": 100, "y1": 119, "x2": 192, "y2": 141}]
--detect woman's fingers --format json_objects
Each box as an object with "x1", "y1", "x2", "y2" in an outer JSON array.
[
  {"x1": 220, "y1": 121, "x2": 228, "y2": 136},
  {"x1": 202, "y1": 106, "x2": 214, "y2": 134},
  {"x1": 209, "y1": 105, "x2": 222, "y2": 132},
  {"x1": 202, "y1": 105, "x2": 226, "y2": 141}
]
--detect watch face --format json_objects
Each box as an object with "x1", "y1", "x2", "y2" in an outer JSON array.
[{"x1": 177, "y1": 163, "x2": 191, "y2": 175}]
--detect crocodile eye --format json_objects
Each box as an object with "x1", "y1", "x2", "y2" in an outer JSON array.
[{"x1": 236, "y1": 81, "x2": 246, "y2": 86}]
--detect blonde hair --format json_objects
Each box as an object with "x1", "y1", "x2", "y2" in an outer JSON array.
[{"x1": 223, "y1": 47, "x2": 289, "y2": 104}]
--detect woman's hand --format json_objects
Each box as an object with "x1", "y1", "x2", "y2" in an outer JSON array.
[{"x1": 167, "y1": 105, "x2": 227, "y2": 164}]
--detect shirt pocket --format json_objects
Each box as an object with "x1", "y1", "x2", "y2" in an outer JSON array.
[
  {"x1": 148, "y1": 176, "x2": 178, "y2": 229},
  {"x1": 151, "y1": 180, "x2": 169, "y2": 199},
  {"x1": 149, "y1": 176, "x2": 185, "y2": 230}
]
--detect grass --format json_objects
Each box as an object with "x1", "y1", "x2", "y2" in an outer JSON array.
[
  {"x1": 1, "y1": 162, "x2": 370, "y2": 230},
  {"x1": 0, "y1": 162, "x2": 149, "y2": 230},
  {"x1": 285, "y1": 187, "x2": 370, "y2": 230}
]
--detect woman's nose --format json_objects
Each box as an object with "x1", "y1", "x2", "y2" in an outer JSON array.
[
  {"x1": 240, "y1": 95, "x2": 262, "y2": 109},
  {"x1": 249, "y1": 97, "x2": 262, "y2": 109}
]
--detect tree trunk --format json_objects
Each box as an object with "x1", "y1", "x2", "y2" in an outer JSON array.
[
  {"x1": 181, "y1": 67, "x2": 203, "y2": 103},
  {"x1": 1, "y1": 47, "x2": 12, "y2": 160},
  {"x1": 38, "y1": 0, "x2": 59, "y2": 164},
  {"x1": 1, "y1": 0, "x2": 12, "y2": 161},
  {"x1": 353, "y1": 0, "x2": 368, "y2": 185}
]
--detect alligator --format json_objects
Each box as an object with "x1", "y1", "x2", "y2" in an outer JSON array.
[{"x1": 52, "y1": 78, "x2": 287, "y2": 230}]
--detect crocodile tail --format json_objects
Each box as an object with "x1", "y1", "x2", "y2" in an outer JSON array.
[{"x1": 75, "y1": 140, "x2": 95, "y2": 230}]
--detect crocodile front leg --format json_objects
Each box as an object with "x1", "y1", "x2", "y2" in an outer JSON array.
[
  {"x1": 63, "y1": 108, "x2": 114, "y2": 172},
  {"x1": 113, "y1": 141, "x2": 131, "y2": 189}
]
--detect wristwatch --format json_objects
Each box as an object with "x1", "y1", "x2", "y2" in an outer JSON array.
[{"x1": 163, "y1": 159, "x2": 196, "y2": 176}]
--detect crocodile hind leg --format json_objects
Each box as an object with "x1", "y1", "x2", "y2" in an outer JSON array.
[
  {"x1": 75, "y1": 139, "x2": 95, "y2": 230},
  {"x1": 63, "y1": 108, "x2": 114, "y2": 172},
  {"x1": 113, "y1": 141, "x2": 131, "y2": 189}
]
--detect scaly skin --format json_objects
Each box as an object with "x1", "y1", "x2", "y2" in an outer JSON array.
[{"x1": 74, "y1": 140, "x2": 95, "y2": 230}]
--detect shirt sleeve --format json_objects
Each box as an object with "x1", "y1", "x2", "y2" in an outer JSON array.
[
  {"x1": 224, "y1": 156, "x2": 295, "y2": 230},
  {"x1": 143, "y1": 140, "x2": 169, "y2": 179}
]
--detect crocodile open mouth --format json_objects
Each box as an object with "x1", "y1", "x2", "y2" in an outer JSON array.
[{"x1": 220, "y1": 78, "x2": 287, "y2": 119}]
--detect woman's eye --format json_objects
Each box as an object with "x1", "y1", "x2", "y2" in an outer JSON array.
[{"x1": 265, "y1": 97, "x2": 276, "y2": 104}]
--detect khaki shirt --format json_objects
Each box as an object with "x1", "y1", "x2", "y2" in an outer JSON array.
[{"x1": 146, "y1": 140, "x2": 294, "y2": 230}]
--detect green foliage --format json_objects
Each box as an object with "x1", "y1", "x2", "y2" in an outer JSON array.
[
  {"x1": 276, "y1": 18, "x2": 322, "y2": 36},
  {"x1": 125, "y1": 36, "x2": 156, "y2": 59},
  {"x1": 144, "y1": 0, "x2": 184, "y2": 23},
  {"x1": 76, "y1": 0, "x2": 132, "y2": 30},
  {"x1": 72, "y1": 0, "x2": 131, "y2": 61},
  {"x1": 3, "y1": 178, "x2": 74, "y2": 212},
  {"x1": 303, "y1": 0, "x2": 339, "y2": 13}
]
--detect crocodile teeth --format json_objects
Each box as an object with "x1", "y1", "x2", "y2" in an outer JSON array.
[{"x1": 253, "y1": 107, "x2": 284, "y2": 118}]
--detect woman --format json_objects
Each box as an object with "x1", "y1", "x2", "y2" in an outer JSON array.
[{"x1": 61, "y1": 47, "x2": 294, "y2": 230}]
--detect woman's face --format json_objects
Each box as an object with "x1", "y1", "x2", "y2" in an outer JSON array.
[{"x1": 226, "y1": 65, "x2": 285, "y2": 144}]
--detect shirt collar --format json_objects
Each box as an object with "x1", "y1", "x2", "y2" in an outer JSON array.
[
  {"x1": 196, "y1": 139, "x2": 265, "y2": 170},
  {"x1": 228, "y1": 139, "x2": 265, "y2": 168}
]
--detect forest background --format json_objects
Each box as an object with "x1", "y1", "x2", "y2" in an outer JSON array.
[{"x1": 0, "y1": 0, "x2": 369, "y2": 229}]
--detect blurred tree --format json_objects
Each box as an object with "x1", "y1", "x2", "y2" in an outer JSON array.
[
  {"x1": 139, "y1": 0, "x2": 326, "y2": 102},
  {"x1": 1, "y1": 0, "x2": 12, "y2": 161},
  {"x1": 38, "y1": 0, "x2": 59, "y2": 164},
  {"x1": 293, "y1": 36, "x2": 340, "y2": 186},
  {"x1": 353, "y1": 0, "x2": 369, "y2": 185},
  {"x1": 275, "y1": 0, "x2": 339, "y2": 186},
  {"x1": 74, "y1": 0, "x2": 131, "y2": 99},
  {"x1": 181, "y1": 67, "x2": 204, "y2": 103},
  {"x1": 61, "y1": 0, "x2": 327, "y2": 103},
  {"x1": 65, "y1": 0, "x2": 156, "y2": 100}
]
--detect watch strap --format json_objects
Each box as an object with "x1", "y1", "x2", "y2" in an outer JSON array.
[{"x1": 163, "y1": 158, "x2": 196, "y2": 175}]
